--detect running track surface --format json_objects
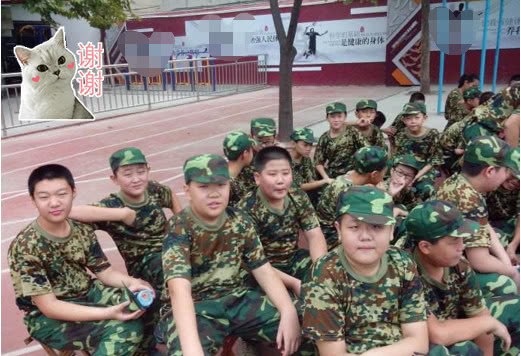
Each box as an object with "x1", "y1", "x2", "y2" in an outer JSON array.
[{"x1": 1, "y1": 85, "x2": 404, "y2": 355}]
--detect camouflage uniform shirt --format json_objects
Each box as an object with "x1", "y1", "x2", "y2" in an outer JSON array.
[
  {"x1": 315, "y1": 127, "x2": 367, "y2": 178},
  {"x1": 291, "y1": 156, "x2": 315, "y2": 187},
  {"x1": 394, "y1": 128, "x2": 444, "y2": 168},
  {"x1": 436, "y1": 174, "x2": 490, "y2": 248},
  {"x1": 8, "y1": 219, "x2": 110, "y2": 313},
  {"x1": 358, "y1": 124, "x2": 386, "y2": 148},
  {"x1": 229, "y1": 175, "x2": 251, "y2": 207},
  {"x1": 235, "y1": 164, "x2": 257, "y2": 195},
  {"x1": 389, "y1": 113, "x2": 406, "y2": 135},
  {"x1": 414, "y1": 252, "x2": 486, "y2": 320},
  {"x1": 316, "y1": 175, "x2": 354, "y2": 228},
  {"x1": 301, "y1": 246, "x2": 427, "y2": 354},
  {"x1": 487, "y1": 186, "x2": 520, "y2": 223},
  {"x1": 445, "y1": 88, "x2": 470, "y2": 127},
  {"x1": 237, "y1": 187, "x2": 319, "y2": 270},
  {"x1": 162, "y1": 207, "x2": 267, "y2": 302},
  {"x1": 93, "y1": 181, "x2": 172, "y2": 268}
]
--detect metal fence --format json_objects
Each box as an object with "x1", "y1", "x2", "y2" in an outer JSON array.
[{"x1": 1, "y1": 55, "x2": 268, "y2": 137}]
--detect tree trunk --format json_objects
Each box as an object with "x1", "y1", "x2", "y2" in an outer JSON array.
[
  {"x1": 420, "y1": 0, "x2": 431, "y2": 94},
  {"x1": 269, "y1": 0, "x2": 303, "y2": 142},
  {"x1": 278, "y1": 46, "x2": 297, "y2": 140}
]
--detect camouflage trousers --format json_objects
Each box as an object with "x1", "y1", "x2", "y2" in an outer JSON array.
[
  {"x1": 24, "y1": 280, "x2": 143, "y2": 356},
  {"x1": 475, "y1": 273, "x2": 518, "y2": 299},
  {"x1": 429, "y1": 341, "x2": 482, "y2": 355},
  {"x1": 158, "y1": 288, "x2": 282, "y2": 355},
  {"x1": 486, "y1": 294, "x2": 520, "y2": 356},
  {"x1": 321, "y1": 224, "x2": 340, "y2": 251},
  {"x1": 127, "y1": 251, "x2": 164, "y2": 352},
  {"x1": 491, "y1": 218, "x2": 517, "y2": 248},
  {"x1": 277, "y1": 248, "x2": 313, "y2": 281}
]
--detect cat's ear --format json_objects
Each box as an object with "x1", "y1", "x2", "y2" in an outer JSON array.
[
  {"x1": 14, "y1": 46, "x2": 32, "y2": 66},
  {"x1": 53, "y1": 27, "x2": 66, "y2": 48}
]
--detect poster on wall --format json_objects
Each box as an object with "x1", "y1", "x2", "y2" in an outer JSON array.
[{"x1": 184, "y1": 13, "x2": 388, "y2": 66}]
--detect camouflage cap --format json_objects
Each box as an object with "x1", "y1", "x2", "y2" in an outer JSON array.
[
  {"x1": 400, "y1": 102, "x2": 427, "y2": 116},
  {"x1": 356, "y1": 99, "x2": 378, "y2": 110},
  {"x1": 392, "y1": 154, "x2": 422, "y2": 172},
  {"x1": 251, "y1": 118, "x2": 276, "y2": 137},
  {"x1": 109, "y1": 147, "x2": 147, "y2": 172},
  {"x1": 336, "y1": 186, "x2": 396, "y2": 225},
  {"x1": 353, "y1": 146, "x2": 389, "y2": 174},
  {"x1": 183, "y1": 154, "x2": 230, "y2": 184},
  {"x1": 463, "y1": 120, "x2": 501, "y2": 143},
  {"x1": 223, "y1": 131, "x2": 256, "y2": 160},
  {"x1": 326, "y1": 102, "x2": 347, "y2": 114},
  {"x1": 290, "y1": 127, "x2": 316, "y2": 143},
  {"x1": 505, "y1": 146, "x2": 520, "y2": 179},
  {"x1": 463, "y1": 135, "x2": 511, "y2": 168},
  {"x1": 463, "y1": 87, "x2": 481, "y2": 100},
  {"x1": 405, "y1": 200, "x2": 479, "y2": 242}
]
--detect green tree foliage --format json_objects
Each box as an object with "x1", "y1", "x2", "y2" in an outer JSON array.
[{"x1": 22, "y1": 0, "x2": 137, "y2": 29}]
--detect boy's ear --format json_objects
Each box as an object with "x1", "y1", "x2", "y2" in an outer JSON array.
[
  {"x1": 183, "y1": 183, "x2": 190, "y2": 197},
  {"x1": 417, "y1": 240, "x2": 431, "y2": 254},
  {"x1": 334, "y1": 220, "x2": 341, "y2": 241},
  {"x1": 72, "y1": 188, "x2": 77, "y2": 200},
  {"x1": 253, "y1": 171, "x2": 261, "y2": 186}
]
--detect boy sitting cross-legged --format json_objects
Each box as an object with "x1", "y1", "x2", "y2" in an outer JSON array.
[
  {"x1": 8, "y1": 164, "x2": 150, "y2": 355},
  {"x1": 159, "y1": 154, "x2": 301, "y2": 356},
  {"x1": 301, "y1": 186, "x2": 429, "y2": 356}
]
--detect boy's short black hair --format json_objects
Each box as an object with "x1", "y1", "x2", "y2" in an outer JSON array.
[
  {"x1": 373, "y1": 111, "x2": 386, "y2": 128},
  {"x1": 254, "y1": 146, "x2": 292, "y2": 172},
  {"x1": 510, "y1": 74, "x2": 520, "y2": 85},
  {"x1": 458, "y1": 74, "x2": 479, "y2": 88},
  {"x1": 461, "y1": 161, "x2": 489, "y2": 177},
  {"x1": 409, "y1": 91, "x2": 425, "y2": 103},
  {"x1": 28, "y1": 164, "x2": 75, "y2": 197},
  {"x1": 479, "y1": 91, "x2": 495, "y2": 105}
]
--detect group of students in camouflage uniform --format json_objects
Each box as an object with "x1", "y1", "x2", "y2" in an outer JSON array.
[{"x1": 7, "y1": 76, "x2": 520, "y2": 356}]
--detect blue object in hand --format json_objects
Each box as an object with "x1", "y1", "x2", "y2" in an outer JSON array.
[{"x1": 134, "y1": 289, "x2": 155, "y2": 309}]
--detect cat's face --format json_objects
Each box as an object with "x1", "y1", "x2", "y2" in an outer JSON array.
[{"x1": 14, "y1": 28, "x2": 76, "y2": 90}]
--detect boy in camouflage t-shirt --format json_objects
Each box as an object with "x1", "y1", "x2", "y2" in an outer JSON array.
[
  {"x1": 301, "y1": 186, "x2": 428, "y2": 355},
  {"x1": 436, "y1": 136, "x2": 520, "y2": 297},
  {"x1": 394, "y1": 102, "x2": 444, "y2": 201},
  {"x1": 69, "y1": 146, "x2": 181, "y2": 352},
  {"x1": 406, "y1": 200, "x2": 518, "y2": 356},
  {"x1": 8, "y1": 164, "x2": 149, "y2": 355},
  {"x1": 159, "y1": 154, "x2": 300, "y2": 355},
  {"x1": 237, "y1": 146, "x2": 328, "y2": 295},
  {"x1": 316, "y1": 146, "x2": 389, "y2": 250},
  {"x1": 235, "y1": 117, "x2": 279, "y2": 194},
  {"x1": 315, "y1": 102, "x2": 367, "y2": 179},
  {"x1": 222, "y1": 131, "x2": 256, "y2": 207},
  {"x1": 352, "y1": 99, "x2": 386, "y2": 148}
]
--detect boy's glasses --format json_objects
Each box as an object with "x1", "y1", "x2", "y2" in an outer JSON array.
[{"x1": 392, "y1": 168, "x2": 415, "y2": 180}]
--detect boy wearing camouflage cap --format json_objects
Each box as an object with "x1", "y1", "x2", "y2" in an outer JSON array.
[
  {"x1": 301, "y1": 186, "x2": 428, "y2": 355},
  {"x1": 394, "y1": 102, "x2": 444, "y2": 201},
  {"x1": 353, "y1": 99, "x2": 386, "y2": 148},
  {"x1": 237, "y1": 146, "x2": 327, "y2": 296},
  {"x1": 8, "y1": 164, "x2": 149, "y2": 354},
  {"x1": 316, "y1": 146, "x2": 389, "y2": 250},
  {"x1": 436, "y1": 136, "x2": 520, "y2": 296},
  {"x1": 487, "y1": 147, "x2": 520, "y2": 264},
  {"x1": 463, "y1": 87, "x2": 481, "y2": 112},
  {"x1": 222, "y1": 131, "x2": 256, "y2": 207},
  {"x1": 383, "y1": 154, "x2": 422, "y2": 211},
  {"x1": 383, "y1": 91, "x2": 425, "y2": 141},
  {"x1": 289, "y1": 128, "x2": 332, "y2": 207},
  {"x1": 69, "y1": 146, "x2": 182, "y2": 352},
  {"x1": 160, "y1": 154, "x2": 300, "y2": 355},
  {"x1": 315, "y1": 102, "x2": 367, "y2": 180},
  {"x1": 235, "y1": 117, "x2": 279, "y2": 196},
  {"x1": 444, "y1": 73, "x2": 480, "y2": 129},
  {"x1": 405, "y1": 200, "x2": 516, "y2": 356}
]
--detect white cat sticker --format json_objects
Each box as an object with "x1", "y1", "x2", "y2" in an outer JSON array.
[{"x1": 14, "y1": 27, "x2": 95, "y2": 121}]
